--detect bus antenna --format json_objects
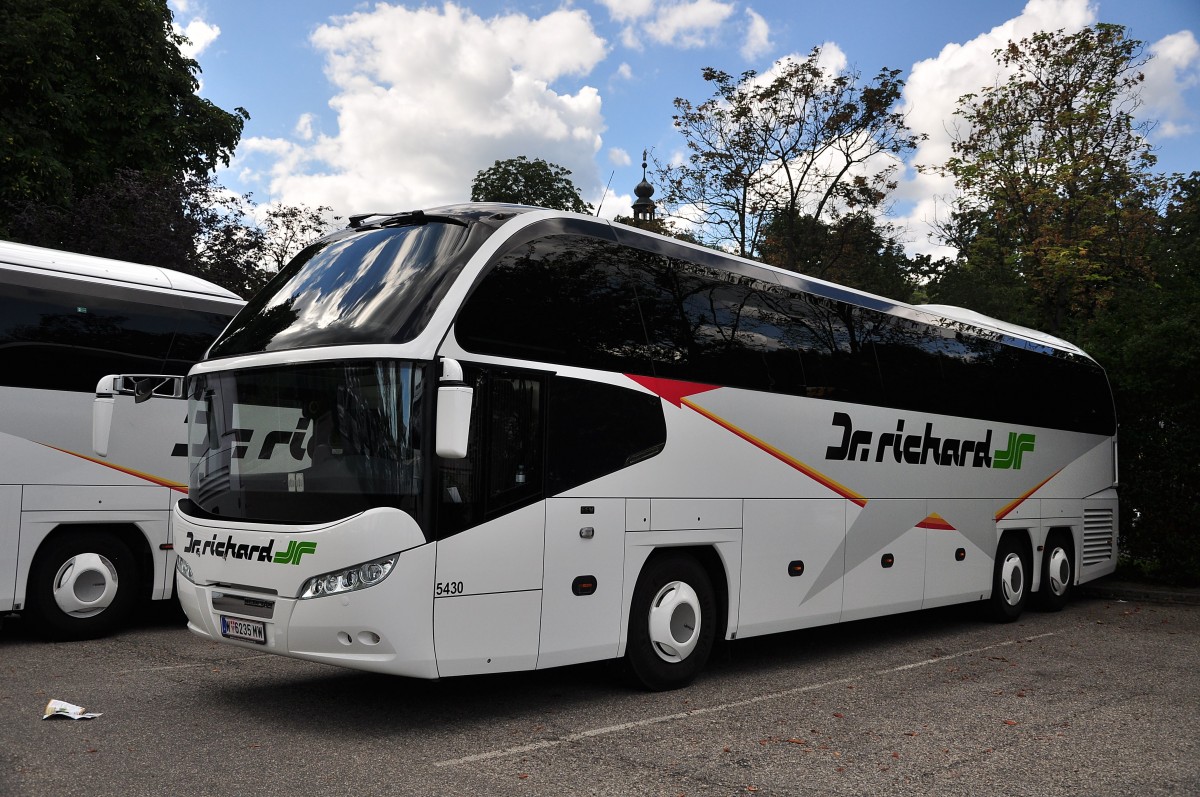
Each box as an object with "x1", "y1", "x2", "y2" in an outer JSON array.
[{"x1": 594, "y1": 170, "x2": 614, "y2": 216}]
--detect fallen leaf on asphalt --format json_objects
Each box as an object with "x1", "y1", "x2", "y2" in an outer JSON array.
[{"x1": 1003, "y1": 720, "x2": 1019, "y2": 726}]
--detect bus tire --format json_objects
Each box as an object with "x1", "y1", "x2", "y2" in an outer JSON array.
[
  {"x1": 25, "y1": 531, "x2": 138, "y2": 641},
  {"x1": 1036, "y1": 532, "x2": 1074, "y2": 612},
  {"x1": 986, "y1": 534, "x2": 1030, "y2": 623},
  {"x1": 625, "y1": 553, "x2": 716, "y2": 691}
]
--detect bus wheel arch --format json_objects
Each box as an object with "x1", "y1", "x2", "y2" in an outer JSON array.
[
  {"x1": 986, "y1": 530, "x2": 1032, "y2": 623},
  {"x1": 1036, "y1": 528, "x2": 1075, "y2": 612},
  {"x1": 625, "y1": 547, "x2": 725, "y2": 691},
  {"x1": 24, "y1": 525, "x2": 144, "y2": 640}
]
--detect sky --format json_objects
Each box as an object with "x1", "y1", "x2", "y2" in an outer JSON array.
[{"x1": 170, "y1": 0, "x2": 1200, "y2": 258}]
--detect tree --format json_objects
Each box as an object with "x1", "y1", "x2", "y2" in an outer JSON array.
[
  {"x1": 1078, "y1": 173, "x2": 1200, "y2": 585},
  {"x1": 471, "y1": 156, "x2": 592, "y2": 213},
  {"x1": 760, "y1": 210, "x2": 915, "y2": 301},
  {"x1": 0, "y1": 0, "x2": 248, "y2": 212},
  {"x1": 932, "y1": 23, "x2": 1163, "y2": 335},
  {"x1": 260, "y1": 204, "x2": 342, "y2": 272},
  {"x1": 656, "y1": 52, "x2": 920, "y2": 263}
]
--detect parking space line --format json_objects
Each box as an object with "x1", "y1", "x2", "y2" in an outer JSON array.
[{"x1": 434, "y1": 632, "x2": 1056, "y2": 768}]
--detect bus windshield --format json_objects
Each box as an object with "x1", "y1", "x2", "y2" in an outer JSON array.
[
  {"x1": 185, "y1": 360, "x2": 425, "y2": 525},
  {"x1": 209, "y1": 222, "x2": 473, "y2": 357}
]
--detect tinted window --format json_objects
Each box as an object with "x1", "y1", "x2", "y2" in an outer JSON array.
[
  {"x1": 456, "y1": 234, "x2": 652, "y2": 372},
  {"x1": 211, "y1": 222, "x2": 485, "y2": 357},
  {"x1": 164, "y1": 309, "x2": 235, "y2": 373},
  {"x1": 546, "y1": 377, "x2": 666, "y2": 494},
  {"x1": 456, "y1": 231, "x2": 1114, "y2": 435},
  {"x1": 0, "y1": 281, "x2": 192, "y2": 391},
  {"x1": 185, "y1": 360, "x2": 425, "y2": 525}
]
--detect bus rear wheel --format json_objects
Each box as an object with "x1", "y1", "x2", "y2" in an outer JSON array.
[
  {"x1": 1036, "y1": 533, "x2": 1074, "y2": 612},
  {"x1": 625, "y1": 554, "x2": 716, "y2": 691},
  {"x1": 986, "y1": 534, "x2": 1030, "y2": 622},
  {"x1": 25, "y1": 531, "x2": 137, "y2": 641}
]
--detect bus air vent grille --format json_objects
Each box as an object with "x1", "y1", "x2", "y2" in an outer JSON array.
[{"x1": 1082, "y1": 509, "x2": 1114, "y2": 565}]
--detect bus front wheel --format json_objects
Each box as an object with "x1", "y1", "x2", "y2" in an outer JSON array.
[
  {"x1": 625, "y1": 553, "x2": 716, "y2": 691},
  {"x1": 986, "y1": 535, "x2": 1030, "y2": 622},
  {"x1": 25, "y1": 531, "x2": 138, "y2": 640}
]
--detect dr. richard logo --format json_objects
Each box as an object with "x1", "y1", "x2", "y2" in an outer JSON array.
[
  {"x1": 825, "y1": 412, "x2": 1035, "y2": 470},
  {"x1": 182, "y1": 532, "x2": 317, "y2": 564}
]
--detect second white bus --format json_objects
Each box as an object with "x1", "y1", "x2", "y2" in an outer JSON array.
[
  {"x1": 169, "y1": 205, "x2": 1118, "y2": 689},
  {"x1": 0, "y1": 240, "x2": 243, "y2": 639}
]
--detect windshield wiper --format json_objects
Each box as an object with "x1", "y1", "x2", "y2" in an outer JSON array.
[{"x1": 347, "y1": 209, "x2": 469, "y2": 229}]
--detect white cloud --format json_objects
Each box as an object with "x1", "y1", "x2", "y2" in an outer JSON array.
[
  {"x1": 238, "y1": 2, "x2": 609, "y2": 215},
  {"x1": 891, "y1": 0, "x2": 1099, "y2": 258},
  {"x1": 644, "y1": 0, "x2": 735, "y2": 49},
  {"x1": 620, "y1": 26, "x2": 643, "y2": 51},
  {"x1": 595, "y1": 191, "x2": 634, "y2": 219},
  {"x1": 597, "y1": 0, "x2": 655, "y2": 24},
  {"x1": 173, "y1": 18, "x2": 220, "y2": 59},
  {"x1": 615, "y1": 62, "x2": 633, "y2": 80},
  {"x1": 294, "y1": 113, "x2": 316, "y2": 141},
  {"x1": 1142, "y1": 30, "x2": 1200, "y2": 139},
  {"x1": 740, "y1": 8, "x2": 772, "y2": 61},
  {"x1": 609, "y1": 147, "x2": 633, "y2": 166}
]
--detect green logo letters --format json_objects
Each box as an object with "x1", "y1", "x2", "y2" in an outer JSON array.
[
  {"x1": 273, "y1": 540, "x2": 317, "y2": 565},
  {"x1": 993, "y1": 432, "x2": 1036, "y2": 470}
]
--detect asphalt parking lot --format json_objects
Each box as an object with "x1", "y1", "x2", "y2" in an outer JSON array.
[{"x1": 2, "y1": 588, "x2": 1197, "y2": 797}]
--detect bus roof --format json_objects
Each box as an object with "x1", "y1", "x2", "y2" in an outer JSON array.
[{"x1": 0, "y1": 239, "x2": 243, "y2": 301}]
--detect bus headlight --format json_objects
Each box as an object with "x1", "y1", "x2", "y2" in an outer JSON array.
[
  {"x1": 298, "y1": 553, "x2": 399, "y2": 599},
  {"x1": 176, "y1": 556, "x2": 195, "y2": 584}
]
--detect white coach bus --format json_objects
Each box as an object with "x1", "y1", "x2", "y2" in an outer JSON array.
[
  {"x1": 0, "y1": 240, "x2": 243, "y2": 639},
  {"x1": 169, "y1": 206, "x2": 1118, "y2": 689}
]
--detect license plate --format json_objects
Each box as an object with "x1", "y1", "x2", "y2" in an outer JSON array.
[{"x1": 220, "y1": 615, "x2": 266, "y2": 644}]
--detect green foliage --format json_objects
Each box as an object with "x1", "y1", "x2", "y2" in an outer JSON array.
[
  {"x1": 611, "y1": 214, "x2": 699, "y2": 244},
  {"x1": 761, "y1": 210, "x2": 915, "y2": 301},
  {"x1": 1078, "y1": 174, "x2": 1200, "y2": 586},
  {"x1": 5, "y1": 170, "x2": 339, "y2": 297},
  {"x1": 932, "y1": 23, "x2": 1162, "y2": 335},
  {"x1": 0, "y1": 0, "x2": 248, "y2": 211},
  {"x1": 470, "y1": 156, "x2": 592, "y2": 213},
  {"x1": 260, "y1": 204, "x2": 341, "y2": 272},
  {"x1": 0, "y1": 0, "x2": 343, "y2": 297},
  {"x1": 658, "y1": 51, "x2": 920, "y2": 261}
]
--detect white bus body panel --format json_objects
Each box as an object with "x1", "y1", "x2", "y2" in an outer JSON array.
[
  {"x1": 0, "y1": 387, "x2": 187, "y2": 611},
  {"x1": 432, "y1": 502, "x2": 545, "y2": 676},
  {"x1": 174, "y1": 506, "x2": 436, "y2": 677}
]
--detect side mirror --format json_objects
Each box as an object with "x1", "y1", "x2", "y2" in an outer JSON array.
[
  {"x1": 435, "y1": 358, "x2": 473, "y2": 459},
  {"x1": 93, "y1": 376, "x2": 117, "y2": 457},
  {"x1": 92, "y1": 374, "x2": 187, "y2": 456}
]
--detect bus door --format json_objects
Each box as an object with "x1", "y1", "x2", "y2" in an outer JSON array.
[{"x1": 433, "y1": 368, "x2": 547, "y2": 677}]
